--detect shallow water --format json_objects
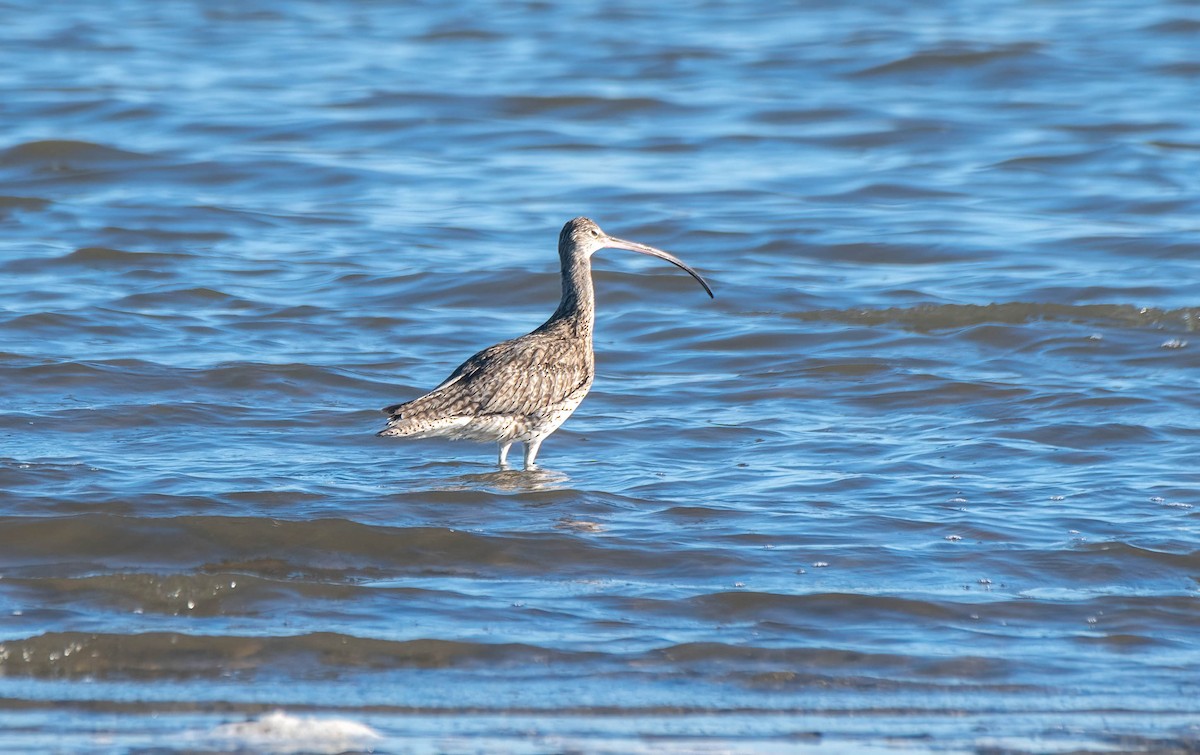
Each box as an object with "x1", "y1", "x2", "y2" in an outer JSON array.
[{"x1": 2, "y1": 1, "x2": 1199, "y2": 752}]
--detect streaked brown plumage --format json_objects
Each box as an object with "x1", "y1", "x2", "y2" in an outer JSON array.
[{"x1": 378, "y1": 217, "x2": 713, "y2": 469}]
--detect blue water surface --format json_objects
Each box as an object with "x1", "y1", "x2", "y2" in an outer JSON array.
[{"x1": 1, "y1": 1, "x2": 1198, "y2": 752}]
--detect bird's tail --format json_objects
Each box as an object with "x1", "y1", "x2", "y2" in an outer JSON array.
[
  {"x1": 377, "y1": 403, "x2": 409, "y2": 437},
  {"x1": 377, "y1": 405, "x2": 475, "y2": 439},
  {"x1": 377, "y1": 403, "x2": 450, "y2": 438}
]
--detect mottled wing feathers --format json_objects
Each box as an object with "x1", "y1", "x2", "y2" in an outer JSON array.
[
  {"x1": 381, "y1": 340, "x2": 510, "y2": 417},
  {"x1": 380, "y1": 334, "x2": 593, "y2": 436}
]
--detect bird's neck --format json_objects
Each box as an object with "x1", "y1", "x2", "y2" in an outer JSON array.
[{"x1": 541, "y1": 253, "x2": 594, "y2": 338}]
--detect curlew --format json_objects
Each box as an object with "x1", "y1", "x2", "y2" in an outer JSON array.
[{"x1": 378, "y1": 217, "x2": 713, "y2": 469}]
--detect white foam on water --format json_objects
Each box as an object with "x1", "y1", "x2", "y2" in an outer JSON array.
[{"x1": 203, "y1": 710, "x2": 382, "y2": 754}]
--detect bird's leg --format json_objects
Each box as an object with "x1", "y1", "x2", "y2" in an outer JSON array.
[
  {"x1": 522, "y1": 437, "x2": 544, "y2": 470},
  {"x1": 498, "y1": 441, "x2": 513, "y2": 467}
]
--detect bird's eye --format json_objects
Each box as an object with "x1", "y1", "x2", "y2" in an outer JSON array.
[{"x1": 589, "y1": 229, "x2": 599, "y2": 237}]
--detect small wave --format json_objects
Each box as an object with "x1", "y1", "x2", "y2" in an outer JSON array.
[
  {"x1": 0, "y1": 631, "x2": 596, "y2": 678},
  {"x1": 9, "y1": 572, "x2": 253, "y2": 617},
  {"x1": 785, "y1": 302, "x2": 1199, "y2": 332},
  {"x1": 112, "y1": 287, "x2": 251, "y2": 311},
  {"x1": 499, "y1": 94, "x2": 687, "y2": 118},
  {"x1": 811, "y1": 183, "x2": 966, "y2": 203},
  {"x1": 851, "y1": 43, "x2": 1045, "y2": 78},
  {"x1": 1144, "y1": 18, "x2": 1200, "y2": 34},
  {"x1": 1073, "y1": 541, "x2": 1200, "y2": 570},
  {"x1": 680, "y1": 590, "x2": 962, "y2": 622},
  {"x1": 199, "y1": 361, "x2": 387, "y2": 396},
  {"x1": 798, "y1": 240, "x2": 978, "y2": 265},
  {"x1": 0, "y1": 311, "x2": 93, "y2": 334},
  {"x1": 998, "y1": 422, "x2": 1162, "y2": 450},
  {"x1": 0, "y1": 195, "x2": 51, "y2": 215},
  {"x1": 1, "y1": 357, "x2": 172, "y2": 385},
  {"x1": 0, "y1": 514, "x2": 753, "y2": 578},
  {"x1": 989, "y1": 148, "x2": 1115, "y2": 171},
  {"x1": 3, "y1": 570, "x2": 466, "y2": 618},
  {"x1": 0, "y1": 139, "x2": 154, "y2": 172},
  {"x1": 417, "y1": 26, "x2": 503, "y2": 42},
  {"x1": 644, "y1": 642, "x2": 1013, "y2": 681},
  {"x1": 0, "y1": 629, "x2": 1020, "y2": 685},
  {"x1": 1147, "y1": 139, "x2": 1200, "y2": 152},
  {"x1": 751, "y1": 106, "x2": 861, "y2": 125},
  {"x1": 1, "y1": 247, "x2": 191, "y2": 273},
  {"x1": 64, "y1": 246, "x2": 190, "y2": 266}
]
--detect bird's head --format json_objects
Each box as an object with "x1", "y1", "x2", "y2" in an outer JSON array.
[{"x1": 557, "y1": 217, "x2": 713, "y2": 298}]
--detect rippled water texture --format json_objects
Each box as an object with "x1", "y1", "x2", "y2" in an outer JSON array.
[{"x1": 2, "y1": 1, "x2": 1199, "y2": 752}]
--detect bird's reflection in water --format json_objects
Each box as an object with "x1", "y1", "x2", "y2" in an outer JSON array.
[{"x1": 443, "y1": 466, "x2": 572, "y2": 494}]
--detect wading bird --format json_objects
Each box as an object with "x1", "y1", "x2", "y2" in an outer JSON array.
[{"x1": 378, "y1": 217, "x2": 712, "y2": 469}]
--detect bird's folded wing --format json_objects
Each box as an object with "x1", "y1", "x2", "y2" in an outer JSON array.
[{"x1": 402, "y1": 336, "x2": 589, "y2": 420}]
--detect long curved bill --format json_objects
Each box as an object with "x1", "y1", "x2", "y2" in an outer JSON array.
[{"x1": 601, "y1": 236, "x2": 714, "y2": 298}]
